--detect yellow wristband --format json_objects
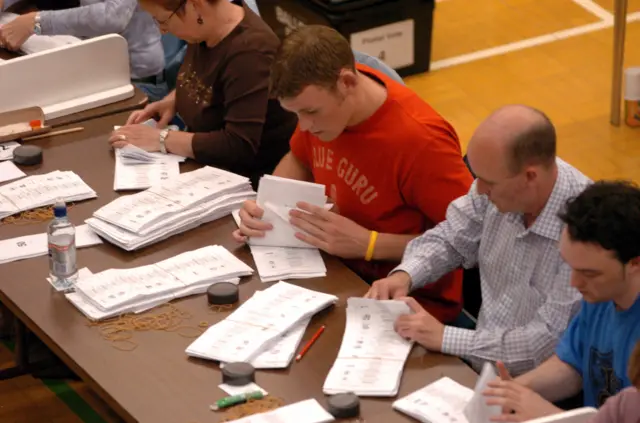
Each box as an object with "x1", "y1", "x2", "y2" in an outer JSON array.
[{"x1": 365, "y1": 231, "x2": 378, "y2": 261}]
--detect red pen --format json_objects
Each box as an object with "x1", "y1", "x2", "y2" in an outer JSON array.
[{"x1": 296, "y1": 325, "x2": 326, "y2": 361}]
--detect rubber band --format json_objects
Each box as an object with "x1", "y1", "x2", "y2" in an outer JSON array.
[
  {"x1": 219, "y1": 396, "x2": 285, "y2": 421},
  {"x1": 0, "y1": 203, "x2": 76, "y2": 225}
]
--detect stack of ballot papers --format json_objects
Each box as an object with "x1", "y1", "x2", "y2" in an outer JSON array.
[
  {"x1": 0, "y1": 141, "x2": 21, "y2": 161},
  {"x1": 114, "y1": 144, "x2": 185, "y2": 191},
  {"x1": 0, "y1": 13, "x2": 81, "y2": 55},
  {"x1": 226, "y1": 399, "x2": 335, "y2": 423},
  {"x1": 250, "y1": 174, "x2": 327, "y2": 248},
  {"x1": 231, "y1": 210, "x2": 327, "y2": 282},
  {"x1": 392, "y1": 362, "x2": 501, "y2": 423},
  {"x1": 85, "y1": 166, "x2": 255, "y2": 251},
  {"x1": 186, "y1": 281, "x2": 338, "y2": 363},
  {"x1": 66, "y1": 245, "x2": 253, "y2": 320},
  {"x1": 323, "y1": 298, "x2": 413, "y2": 396},
  {"x1": 220, "y1": 290, "x2": 312, "y2": 369},
  {"x1": 0, "y1": 224, "x2": 102, "y2": 265},
  {"x1": 0, "y1": 170, "x2": 96, "y2": 219}
]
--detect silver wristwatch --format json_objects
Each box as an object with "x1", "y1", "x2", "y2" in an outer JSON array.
[
  {"x1": 34, "y1": 13, "x2": 42, "y2": 35},
  {"x1": 159, "y1": 128, "x2": 170, "y2": 154}
]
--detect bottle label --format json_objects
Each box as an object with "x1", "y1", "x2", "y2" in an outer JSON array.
[{"x1": 48, "y1": 242, "x2": 77, "y2": 277}]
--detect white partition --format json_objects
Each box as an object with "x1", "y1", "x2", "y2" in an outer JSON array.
[
  {"x1": 524, "y1": 408, "x2": 598, "y2": 423},
  {"x1": 0, "y1": 34, "x2": 134, "y2": 120}
]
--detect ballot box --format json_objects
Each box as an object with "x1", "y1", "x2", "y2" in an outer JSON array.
[{"x1": 255, "y1": 0, "x2": 436, "y2": 77}]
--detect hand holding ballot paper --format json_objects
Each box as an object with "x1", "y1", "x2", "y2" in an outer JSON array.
[{"x1": 233, "y1": 175, "x2": 371, "y2": 258}]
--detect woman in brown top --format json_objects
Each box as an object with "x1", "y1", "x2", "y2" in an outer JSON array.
[{"x1": 109, "y1": 0, "x2": 297, "y2": 185}]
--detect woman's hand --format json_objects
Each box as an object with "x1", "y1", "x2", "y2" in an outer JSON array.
[
  {"x1": 126, "y1": 93, "x2": 176, "y2": 127},
  {"x1": 109, "y1": 125, "x2": 162, "y2": 151}
]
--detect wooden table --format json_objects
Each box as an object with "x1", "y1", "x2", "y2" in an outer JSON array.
[{"x1": 0, "y1": 114, "x2": 478, "y2": 422}]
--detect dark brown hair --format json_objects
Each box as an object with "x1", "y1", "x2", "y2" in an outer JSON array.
[{"x1": 269, "y1": 25, "x2": 356, "y2": 99}]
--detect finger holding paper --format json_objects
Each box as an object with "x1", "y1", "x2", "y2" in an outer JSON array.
[
  {"x1": 483, "y1": 380, "x2": 562, "y2": 422},
  {"x1": 289, "y1": 201, "x2": 369, "y2": 259},
  {"x1": 394, "y1": 297, "x2": 445, "y2": 351},
  {"x1": 232, "y1": 200, "x2": 272, "y2": 242}
]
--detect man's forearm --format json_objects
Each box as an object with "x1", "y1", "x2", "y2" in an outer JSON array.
[
  {"x1": 273, "y1": 152, "x2": 313, "y2": 182},
  {"x1": 371, "y1": 233, "x2": 418, "y2": 261},
  {"x1": 516, "y1": 355, "x2": 583, "y2": 402}
]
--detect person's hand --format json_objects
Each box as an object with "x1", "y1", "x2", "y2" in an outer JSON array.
[
  {"x1": 364, "y1": 271, "x2": 412, "y2": 300},
  {"x1": 108, "y1": 124, "x2": 162, "y2": 151},
  {"x1": 125, "y1": 96, "x2": 176, "y2": 127},
  {"x1": 232, "y1": 200, "x2": 272, "y2": 242},
  {"x1": 289, "y1": 201, "x2": 370, "y2": 259},
  {"x1": 483, "y1": 380, "x2": 562, "y2": 422},
  {"x1": 496, "y1": 361, "x2": 513, "y2": 381},
  {"x1": 0, "y1": 12, "x2": 37, "y2": 51},
  {"x1": 394, "y1": 297, "x2": 445, "y2": 351}
]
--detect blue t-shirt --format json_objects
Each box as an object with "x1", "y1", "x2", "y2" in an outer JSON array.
[{"x1": 556, "y1": 296, "x2": 640, "y2": 408}]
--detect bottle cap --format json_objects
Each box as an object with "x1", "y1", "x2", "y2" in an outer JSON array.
[
  {"x1": 207, "y1": 282, "x2": 239, "y2": 305},
  {"x1": 221, "y1": 362, "x2": 255, "y2": 386},
  {"x1": 52, "y1": 199, "x2": 67, "y2": 218},
  {"x1": 327, "y1": 393, "x2": 360, "y2": 418},
  {"x1": 12, "y1": 145, "x2": 43, "y2": 165}
]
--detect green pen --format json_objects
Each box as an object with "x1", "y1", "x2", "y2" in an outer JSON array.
[{"x1": 210, "y1": 390, "x2": 264, "y2": 411}]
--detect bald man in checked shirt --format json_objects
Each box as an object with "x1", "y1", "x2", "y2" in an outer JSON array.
[{"x1": 366, "y1": 105, "x2": 591, "y2": 376}]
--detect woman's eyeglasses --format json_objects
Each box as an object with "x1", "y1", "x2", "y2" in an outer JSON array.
[{"x1": 155, "y1": 0, "x2": 187, "y2": 26}]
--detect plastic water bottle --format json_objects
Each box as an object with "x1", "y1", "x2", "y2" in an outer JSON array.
[{"x1": 48, "y1": 199, "x2": 78, "y2": 290}]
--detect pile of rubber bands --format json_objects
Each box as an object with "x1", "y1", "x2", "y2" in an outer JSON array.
[
  {"x1": 87, "y1": 303, "x2": 236, "y2": 351},
  {"x1": 1, "y1": 203, "x2": 76, "y2": 225},
  {"x1": 219, "y1": 396, "x2": 285, "y2": 422}
]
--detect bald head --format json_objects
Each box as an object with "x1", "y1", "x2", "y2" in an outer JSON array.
[{"x1": 472, "y1": 105, "x2": 556, "y2": 174}]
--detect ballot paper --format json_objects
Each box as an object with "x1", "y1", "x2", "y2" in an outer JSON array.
[
  {"x1": 68, "y1": 245, "x2": 253, "y2": 320},
  {"x1": 249, "y1": 175, "x2": 327, "y2": 248},
  {"x1": 0, "y1": 161, "x2": 26, "y2": 183},
  {"x1": 113, "y1": 148, "x2": 183, "y2": 191},
  {"x1": 463, "y1": 362, "x2": 502, "y2": 423},
  {"x1": 393, "y1": 363, "x2": 502, "y2": 423},
  {"x1": 0, "y1": 224, "x2": 102, "y2": 265},
  {"x1": 323, "y1": 298, "x2": 413, "y2": 396},
  {"x1": 231, "y1": 209, "x2": 327, "y2": 282},
  {"x1": 0, "y1": 141, "x2": 21, "y2": 161},
  {"x1": 392, "y1": 377, "x2": 474, "y2": 423},
  {"x1": 0, "y1": 13, "x2": 81, "y2": 55},
  {"x1": 219, "y1": 290, "x2": 312, "y2": 369},
  {"x1": 225, "y1": 399, "x2": 335, "y2": 423},
  {"x1": 185, "y1": 281, "x2": 338, "y2": 364},
  {"x1": 86, "y1": 167, "x2": 255, "y2": 251},
  {"x1": 0, "y1": 170, "x2": 96, "y2": 220}
]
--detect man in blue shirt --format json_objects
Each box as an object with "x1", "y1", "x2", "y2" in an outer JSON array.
[{"x1": 483, "y1": 180, "x2": 640, "y2": 421}]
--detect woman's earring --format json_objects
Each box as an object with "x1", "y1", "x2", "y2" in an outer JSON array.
[{"x1": 197, "y1": 16, "x2": 204, "y2": 24}]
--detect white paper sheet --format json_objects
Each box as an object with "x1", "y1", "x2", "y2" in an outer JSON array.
[
  {"x1": 0, "y1": 224, "x2": 102, "y2": 265},
  {"x1": 249, "y1": 175, "x2": 327, "y2": 248},
  {"x1": 393, "y1": 377, "x2": 474, "y2": 423},
  {"x1": 463, "y1": 362, "x2": 502, "y2": 423},
  {"x1": 185, "y1": 282, "x2": 337, "y2": 363},
  {"x1": 0, "y1": 13, "x2": 81, "y2": 55},
  {"x1": 0, "y1": 141, "x2": 21, "y2": 161},
  {"x1": 231, "y1": 209, "x2": 327, "y2": 282},
  {"x1": 0, "y1": 160, "x2": 25, "y2": 183},
  {"x1": 323, "y1": 298, "x2": 414, "y2": 396},
  {"x1": 224, "y1": 399, "x2": 334, "y2": 423}
]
